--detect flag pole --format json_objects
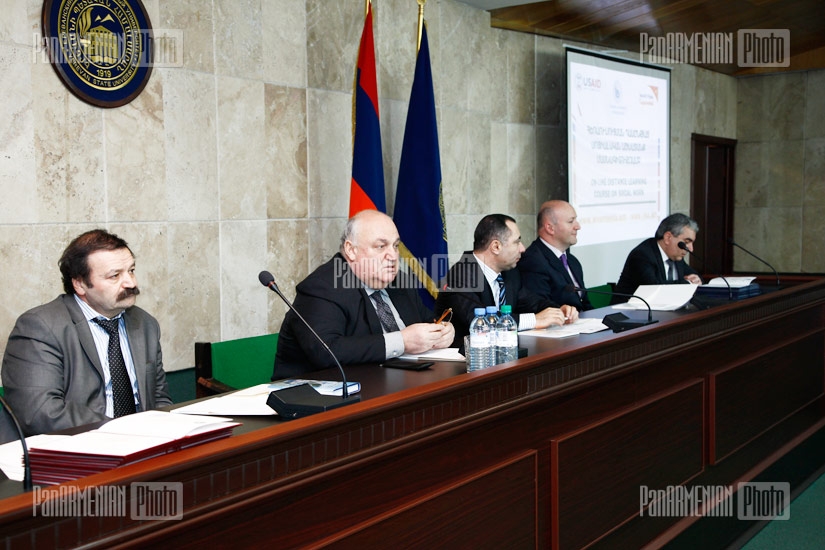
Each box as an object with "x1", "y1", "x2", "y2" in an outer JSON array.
[
  {"x1": 365, "y1": 0, "x2": 371, "y2": 18},
  {"x1": 416, "y1": 0, "x2": 426, "y2": 53}
]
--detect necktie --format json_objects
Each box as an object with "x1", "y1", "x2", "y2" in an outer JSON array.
[
  {"x1": 370, "y1": 292, "x2": 400, "y2": 332},
  {"x1": 561, "y1": 253, "x2": 582, "y2": 295},
  {"x1": 496, "y1": 274, "x2": 506, "y2": 307},
  {"x1": 667, "y1": 259, "x2": 676, "y2": 281},
  {"x1": 93, "y1": 318, "x2": 136, "y2": 417}
]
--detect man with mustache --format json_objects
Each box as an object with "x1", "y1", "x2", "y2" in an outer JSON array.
[
  {"x1": 274, "y1": 209, "x2": 454, "y2": 377},
  {"x1": 1, "y1": 229, "x2": 171, "y2": 439},
  {"x1": 435, "y1": 214, "x2": 578, "y2": 350}
]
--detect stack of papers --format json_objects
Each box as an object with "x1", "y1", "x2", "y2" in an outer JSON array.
[
  {"x1": 400, "y1": 347, "x2": 465, "y2": 361},
  {"x1": 172, "y1": 380, "x2": 361, "y2": 416},
  {"x1": 521, "y1": 317, "x2": 609, "y2": 338},
  {"x1": 28, "y1": 411, "x2": 239, "y2": 485},
  {"x1": 613, "y1": 284, "x2": 698, "y2": 311}
]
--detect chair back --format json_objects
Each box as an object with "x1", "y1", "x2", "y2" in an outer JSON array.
[{"x1": 195, "y1": 334, "x2": 278, "y2": 397}]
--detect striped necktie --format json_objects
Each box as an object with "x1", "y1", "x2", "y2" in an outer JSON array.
[{"x1": 496, "y1": 274, "x2": 506, "y2": 307}]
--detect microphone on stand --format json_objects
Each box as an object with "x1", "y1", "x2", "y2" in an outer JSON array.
[
  {"x1": 677, "y1": 241, "x2": 732, "y2": 300},
  {"x1": 0, "y1": 395, "x2": 32, "y2": 491},
  {"x1": 728, "y1": 239, "x2": 780, "y2": 286},
  {"x1": 563, "y1": 284, "x2": 658, "y2": 332},
  {"x1": 258, "y1": 271, "x2": 361, "y2": 419}
]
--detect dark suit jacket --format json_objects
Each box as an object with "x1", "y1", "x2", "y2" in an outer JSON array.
[
  {"x1": 1, "y1": 295, "x2": 171, "y2": 439},
  {"x1": 518, "y1": 238, "x2": 592, "y2": 311},
  {"x1": 435, "y1": 252, "x2": 557, "y2": 348},
  {"x1": 612, "y1": 238, "x2": 699, "y2": 303},
  {"x1": 273, "y1": 253, "x2": 434, "y2": 378}
]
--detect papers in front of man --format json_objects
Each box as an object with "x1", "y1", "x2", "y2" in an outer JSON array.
[
  {"x1": 27, "y1": 411, "x2": 239, "y2": 485},
  {"x1": 171, "y1": 380, "x2": 362, "y2": 417},
  {"x1": 696, "y1": 276, "x2": 761, "y2": 299},
  {"x1": 613, "y1": 284, "x2": 698, "y2": 311},
  {"x1": 704, "y1": 276, "x2": 756, "y2": 288},
  {"x1": 520, "y1": 317, "x2": 609, "y2": 338},
  {"x1": 400, "y1": 347, "x2": 465, "y2": 361}
]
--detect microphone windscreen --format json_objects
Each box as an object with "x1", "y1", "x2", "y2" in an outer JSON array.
[
  {"x1": 678, "y1": 241, "x2": 688, "y2": 251},
  {"x1": 258, "y1": 270, "x2": 275, "y2": 287}
]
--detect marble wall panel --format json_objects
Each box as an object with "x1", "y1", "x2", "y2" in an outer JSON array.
[
  {"x1": 804, "y1": 138, "x2": 825, "y2": 206},
  {"x1": 733, "y1": 207, "x2": 801, "y2": 272},
  {"x1": 0, "y1": 43, "x2": 35, "y2": 223},
  {"x1": 374, "y1": 0, "x2": 417, "y2": 103},
  {"x1": 306, "y1": 89, "x2": 351, "y2": 218},
  {"x1": 158, "y1": 0, "x2": 215, "y2": 73},
  {"x1": 535, "y1": 125, "x2": 566, "y2": 204},
  {"x1": 306, "y1": 0, "x2": 361, "y2": 93},
  {"x1": 217, "y1": 76, "x2": 267, "y2": 220},
  {"x1": 490, "y1": 121, "x2": 508, "y2": 214},
  {"x1": 503, "y1": 31, "x2": 536, "y2": 125},
  {"x1": 737, "y1": 72, "x2": 805, "y2": 143},
  {"x1": 105, "y1": 75, "x2": 167, "y2": 222},
  {"x1": 163, "y1": 69, "x2": 218, "y2": 221},
  {"x1": 804, "y1": 70, "x2": 825, "y2": 139},
  {"x1": 535, "y1": 36, "x2": 565, "y2": 127},
  {"x1": 162, "y1": 222, "x2": 221, "y2": 369},
  {"x1": 506, "y1": 123, "x2": 536, "y2": 215},
  {"x1": 215, "y1": 0, "x2": 262, "y2": 79},
  {"x1": 265, "y1": 218, "x2": 310, "y2": 333},
  {"x1": 0, "y1": 0, "x2": 29, "y2": 44},
  {"x1": 735, "y1": 140, "x2": 804, "y2": 207},
  {"x1": 439, "y1": 0, "x2": 477, "y2": 111},
  {"x1": 262, "y1": 0, "x2": 307, "y2": 87},
  {"x1": 266, "y1": 84, "x2": 308, "y2": 219},
  {"x1": 220, "y1": 221, "x2": 268, "y2": 340},
  {"x1": 801, "y1": 205, "x2": 825, "y2": 273}
]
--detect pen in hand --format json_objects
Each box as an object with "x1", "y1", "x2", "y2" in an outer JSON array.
[{"x1": 434, "y1": 308, "x2": 452, "y2": 324}]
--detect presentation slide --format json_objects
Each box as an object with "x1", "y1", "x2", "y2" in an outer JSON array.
[{"x1": 566, "y1": 48, "x2": 670, "y2": 286}]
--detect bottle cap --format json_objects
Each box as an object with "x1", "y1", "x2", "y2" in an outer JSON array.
[
  {"x1": 485, "y1": 306, "x2": 498, "y2": 314},
  {"x1": 474, "y1": 307, "x2": 486, "y2": 316},
  {"x1": 500, "y1": 305, "x2": 512, "y2": 314}
]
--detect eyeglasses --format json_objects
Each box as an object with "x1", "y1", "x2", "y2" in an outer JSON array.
[{"x1": 434, "y1": 308, "x2": 452, "y2": 324}]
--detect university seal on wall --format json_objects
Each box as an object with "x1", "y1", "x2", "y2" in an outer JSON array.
[{"x1": 42, "y1": 0, "x2": 153, "y2": 108}]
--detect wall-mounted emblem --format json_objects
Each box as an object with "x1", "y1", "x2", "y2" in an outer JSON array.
[{"x1": 41, "y1": 0, "x2": 154, "y2": 108}]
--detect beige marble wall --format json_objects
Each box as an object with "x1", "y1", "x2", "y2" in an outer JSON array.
[
  {"x1": 0, "y1": 0, "x2": 797, "y2": 374},
  {"x1": 735, "y1": 69, "x2": 825, "y2": 273}
]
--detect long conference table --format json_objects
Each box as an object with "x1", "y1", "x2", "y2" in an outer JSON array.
[{"x1": 0, "y1": 277, "x2": 824, "y2": 548}]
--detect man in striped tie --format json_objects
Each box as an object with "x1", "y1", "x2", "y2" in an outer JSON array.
[
  {"x1": 436, "y1": 214, "x2": 578, "y2": 349},
  {"x1": 274, "y1": 210, "x2": 455, "y2": 377}
]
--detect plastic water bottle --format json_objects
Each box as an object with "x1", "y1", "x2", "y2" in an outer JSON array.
[
  {"x1": 485, "y1": 305, "x2": 499, "y2": 359},
  {"x1": 468, "y1": 307, "x2": 493, "y2": 371},
  {"x1": 495, "y1": 305, "x2": 518, "y2": 365}
]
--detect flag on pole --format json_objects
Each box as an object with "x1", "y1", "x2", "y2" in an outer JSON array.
[
  {"x1": 349, "y1": 2, "x2": 385, "y2": 216},
  {"x1": 393, "y1": 25, "x2": 447, "y2": 308}
]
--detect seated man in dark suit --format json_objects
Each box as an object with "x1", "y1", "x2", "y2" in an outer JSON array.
[
  {"x1": 519, "y1": 200, "x2": 592, "y2": 311},
  {"x1": 435, "y1": 214, "x2": 578, "y2": 348},
  {"x1": 612, "y1": 213, "x2": 703, "y2": 304},
  {"x1": 274, "y1": 209, "x2": 454, "y2": 377},
  {"x1": 1, "y1": 229, "x2": 171, "y2": 439}
]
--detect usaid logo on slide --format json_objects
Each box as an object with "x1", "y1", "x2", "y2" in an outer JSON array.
[{"x1": 575, "y1": 72, "x2": 602, "y2": 92}]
